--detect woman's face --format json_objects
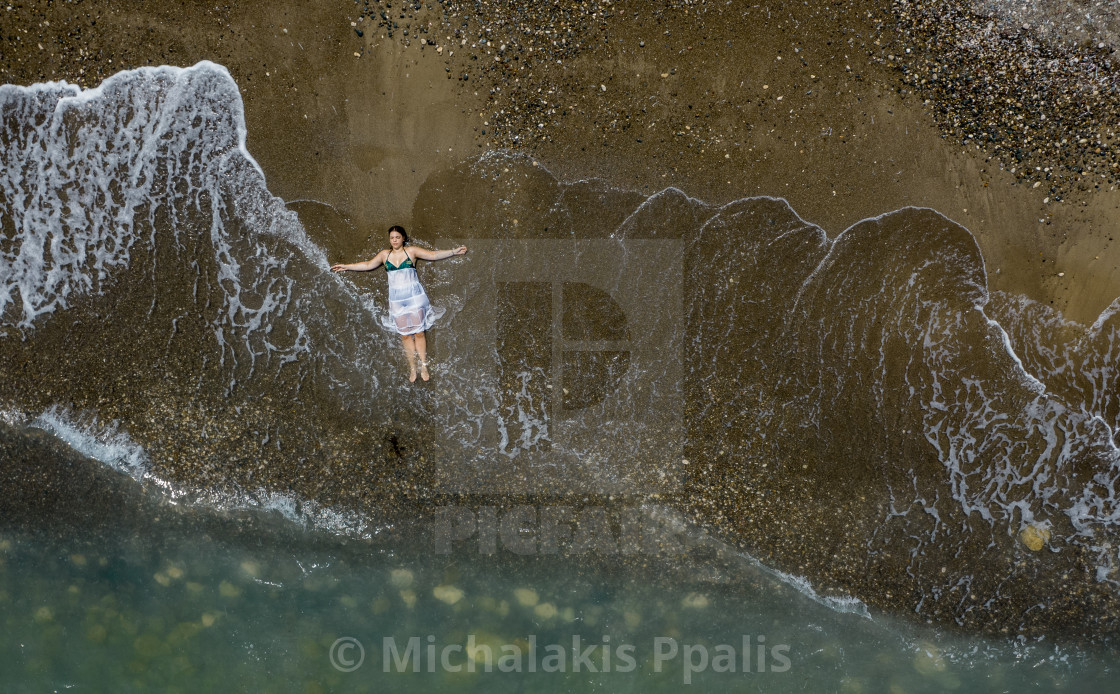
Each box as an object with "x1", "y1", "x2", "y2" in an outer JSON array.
[{"x1": 389, "y1": 231, "x2": 404, "y2": 249}]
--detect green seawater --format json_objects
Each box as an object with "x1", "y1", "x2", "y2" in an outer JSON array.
[{"x1": 1, "y1": 500, "x2": 1115, "y2": 693}]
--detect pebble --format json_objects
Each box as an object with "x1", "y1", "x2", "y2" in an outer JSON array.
[
  {"x1": 912, "y1": 641, "x2": 947, "y2": 675},
  {"x1": 466, "y1": 632, "x2": 504, "y2": 664},
  {"x1": 1020, "y1": 523, "x2": 1052, "y2": 551},
  {"x1": 533, "y1": 602, "x2": 558, "y2": 618},
  {"x1": 389, "y1": 568, "x2": 414, "y2": 588},
  {"x1": 513, "y1": 587, "x2": 539, "y2": 607},
  {"x1": 681, "y1": 592, "x2": 710, "y2": 608},
  {"x1": 433, "y1": 584, "x2": 464, "y2": 604}
]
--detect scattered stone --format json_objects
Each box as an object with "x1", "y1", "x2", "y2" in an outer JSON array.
[
  {"x1": 533, "y1": 602, "x2": 558, "y2": 619},
  {"x1": 513, "y1": 587, "x2": 539, "y2": 607},
  {"x1": 389, "y1": 568, "x2": 414, "y2": 588},
  {"x1": 878, "y1": 1, "x2": 1120, "y2": 194},
  {"x1": 433, "y1": 584, "x2": 463, "y2": 604},
  {"x1": 681, "y1": 592, "x2": 710, "y2": 608},
  {"x1": 1020, "y1": 523, "x2": 1052, "y2": 551},
  {"x1": 912, "y1": 641, "x2": 947, "y2": 675}
]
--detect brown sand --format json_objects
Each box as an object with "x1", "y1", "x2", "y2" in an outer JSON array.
[{"x1": 2, "y1": 0, "x2": 1118, "y2": 322}]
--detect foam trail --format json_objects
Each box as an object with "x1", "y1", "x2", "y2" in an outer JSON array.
[{"x1": 29, "y1": 406, "x2": 149, "y2": 482}]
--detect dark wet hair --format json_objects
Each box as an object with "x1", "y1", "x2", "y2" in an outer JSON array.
[{"x1": 388, "y1": 225, "x2": 409, "y2": 245}]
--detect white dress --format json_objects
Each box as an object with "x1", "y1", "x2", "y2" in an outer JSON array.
[{"x1": 381, "y1": 251, "x2": 445, "y2": 336}]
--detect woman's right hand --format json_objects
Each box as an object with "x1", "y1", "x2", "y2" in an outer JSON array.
[{"x1": 330, "y1": 264, "x2": 347, "y2": 272}]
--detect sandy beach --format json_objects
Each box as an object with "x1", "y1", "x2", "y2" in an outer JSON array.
[{"x1": 3, "y1": 0, "x2": 1117, "y2": 323}]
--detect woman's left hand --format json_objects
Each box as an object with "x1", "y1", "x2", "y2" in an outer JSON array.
[{"x1": 454, "y1": 246, "x2": 468, "y2": 255}]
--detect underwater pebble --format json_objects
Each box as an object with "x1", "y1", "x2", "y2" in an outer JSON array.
[
  {"x1": 389, "y1": 568, "x2": 414, "y2": 588},
  {"x1": 533, "y1": 602, "x2": 558, "y2": 619},
  {"x1": 433, "y1": 584, "x2": 464, "y2": 604},
  {"x1": 514, "y1": 587, "x2": 539, "y2": 607},
  {"x1": 219, "y1": 580, "x2": 242, "y2": 598},
  {"x1": 681, "y1": 592, "x2": 710, "y2": 609},
  {"x1": 913, "y1": 641, "x2": 947, "y2": 675}
]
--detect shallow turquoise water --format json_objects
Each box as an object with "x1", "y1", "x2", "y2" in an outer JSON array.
[{"x1": 1, "y1": 499, "x2": 1115, "y2": 694}]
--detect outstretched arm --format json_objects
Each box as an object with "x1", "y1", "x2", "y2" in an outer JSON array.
[
  {"x1": 331, "y1": 250, "x2": 387, "y2": 273},
  {"x1": 412, "y1": 245, "x2": 468, "y2": 261}
]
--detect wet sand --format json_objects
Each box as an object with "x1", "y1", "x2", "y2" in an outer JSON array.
[{"x1": 3, "y1": 0, "x2": 1119, "y2": 322}]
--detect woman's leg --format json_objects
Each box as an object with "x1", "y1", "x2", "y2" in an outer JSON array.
[
  {"x1": 415, "y1": 331, "x2": 429, "y2": 381},
  {"x1": 401, "y1": 334, "x2": 418, "y2": 382}
]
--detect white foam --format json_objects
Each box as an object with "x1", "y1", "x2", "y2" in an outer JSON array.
[
  {"x1": 20, "y1": 403, "x2": 392, "y2": 539},
  {"x1": 978, "y1": 306, "x2": 1047, "y2": 393},
  {"x1": 0, "y1": 62, "x2": 327, "y2": 380},
  {"x1": 29, "y1": 405, "x2": 149, "y2": 481},
  {"x1": 643, "y1": 504, "x2": 873, "y2": 619},
  {"x1": 0, "y1": 406, "x2": 28, "y2": 428}
]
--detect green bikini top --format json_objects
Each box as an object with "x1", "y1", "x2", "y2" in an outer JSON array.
[{"x1": 384, "y1": 250, "x2": 415, "y2": 271}]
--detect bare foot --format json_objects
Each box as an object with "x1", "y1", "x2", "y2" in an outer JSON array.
[
  {"x1": 420, "y1": 361, "x2": 430, "y2": 381},
  {"x1": 408, "y1": 366, "x2": 417, "y2": 383}
]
